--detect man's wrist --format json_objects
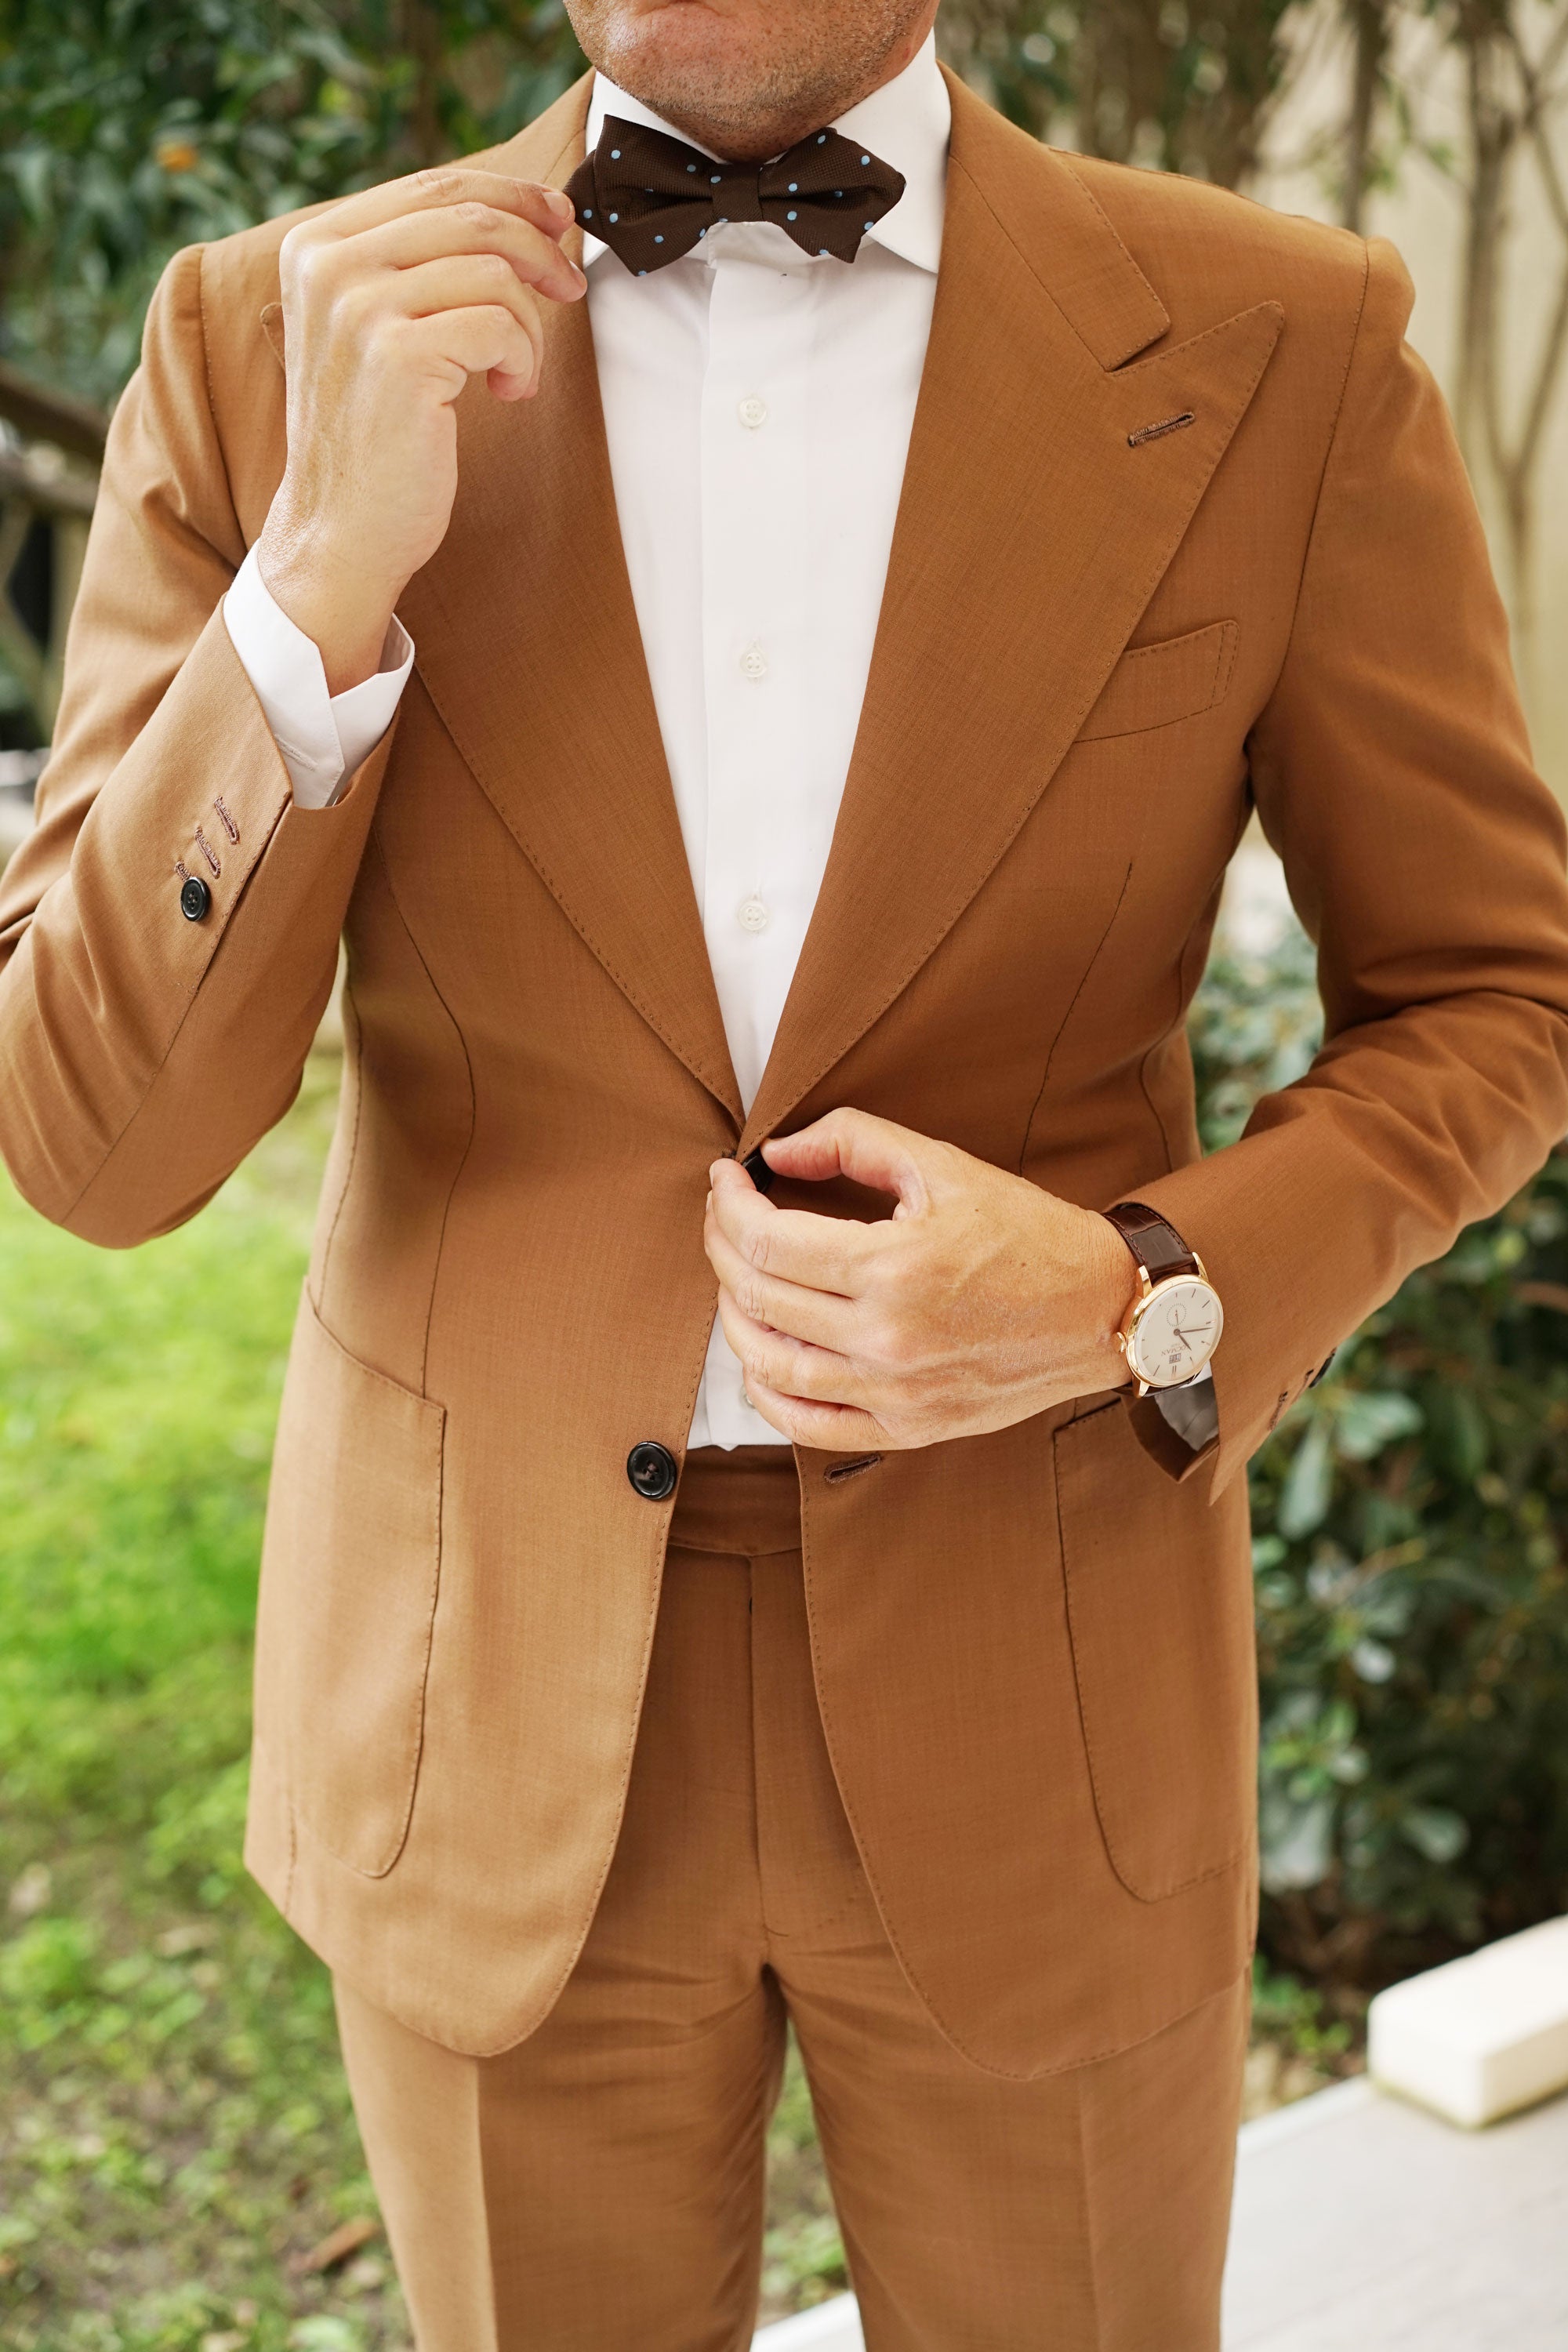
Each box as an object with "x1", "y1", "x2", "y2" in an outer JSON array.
[
  {"x1": 256, "y1": 507, "x2": 403, "y2": 698},
  {"x1": 1076, "y1": 1206, "x2": 1136, "y2": 1392}
]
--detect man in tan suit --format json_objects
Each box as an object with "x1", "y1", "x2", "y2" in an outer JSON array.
[{"x1": 4, "y1": 0, "x2": 1568, "y2": 2339}]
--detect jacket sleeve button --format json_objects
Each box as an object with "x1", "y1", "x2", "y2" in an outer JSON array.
[
  {"x1": 626, "y1": 1441, "x2": 678, "y2": 1501},
  {"x1": 179, "y1": 875, "x2": 212, "y2": 922}
]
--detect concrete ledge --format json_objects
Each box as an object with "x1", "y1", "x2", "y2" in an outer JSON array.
[
  {"x1": 1367, "y1": 1915, "x2": 1568, "y2": 2127},
  {"x1": 754, "y1": 2296, "x2": 862, "y2": 2350},
  {"x1": 756, "y1": 2063, "x2": 1568, "y2": 2350},
  {"x1": 1225, "y1": 2067, "x2": 1568, "y2": 2347}
]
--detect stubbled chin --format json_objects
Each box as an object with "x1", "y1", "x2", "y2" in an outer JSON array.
[{"x1": 597, "y1": 16, "x2": 793, "y2": 112}]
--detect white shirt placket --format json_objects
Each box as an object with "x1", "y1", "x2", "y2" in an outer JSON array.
[{"x1": 699, "y1": 252, "x2": 818, "y2": 1116}]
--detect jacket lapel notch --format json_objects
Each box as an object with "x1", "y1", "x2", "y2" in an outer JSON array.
[{"x1": 927, "y1": 71, "x2": 1171, "y2": 373}]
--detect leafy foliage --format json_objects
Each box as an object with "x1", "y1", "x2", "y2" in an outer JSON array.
[
  {"x1": 1193, "y1": 921, "x2": 1568, "y2": 1983},
  {"x1": 0, "y1": 0, "x2": 585, "y2": 401}
]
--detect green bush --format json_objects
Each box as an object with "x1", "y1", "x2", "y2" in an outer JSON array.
[
  {"x1": 1193, "y1": 922, "x2": 1568, "y2": 1983},
  {"x1": 0, "y1": 0, "x2": 585, "y2": 403}
]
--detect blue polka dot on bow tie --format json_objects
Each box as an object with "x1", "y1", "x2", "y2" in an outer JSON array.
[
  {"x1": 608, "y1": 211, "x2": 618, "y2": 222},
  {"x1": 610, "y1": 147, "x2": 620, "y2": 158},
  {"x1": 786, "y1": 210, "x2": 797, "y2": 220},
  {"x1": 710, "y1": 173, "x2": 721, "y2": 184},
  {"x1": 861, "y1": 155, "x2": 870, "y2": 165},
  {"x1": 817, "y1": 133, "x2": 826, "y2": 143},
  {"x1": 788, "y1": 182, "x2": 798, "y2": 193},
  {"x1": 688, "y1": 162, "x2": 697, "y2": 173},
  {"x1": 654, "y1": 234, "x2": 664, "y2": 243},
  {"x1": 865, "y1": 221, "x2": 873, "y2": 231},
  {"x1": 582, "y1": 206, "x2": 593, "y2": 218}
]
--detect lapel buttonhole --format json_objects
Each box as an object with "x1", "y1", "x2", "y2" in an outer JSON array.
[{"x1": 1127, "y1": 410, "x2": 1196, "y2": 449}]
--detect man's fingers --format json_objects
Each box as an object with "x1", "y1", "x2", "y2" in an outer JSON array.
[
  {"x1": 735, "y1": 1375, "x2": 887, "y2": 1454},
  {"x1": 758, "y1": 1109, "x2": 934, "y2": 1208},
  {"x1": 717, "y1": 1292, "x2": 862, "y2": 1409},
  {"x1": 397, "y1": 306, "x2": 543, "y2": 401},
  {"x1": 388, "y1": 257, "x2": 546, "y2": 372},
  {"x1": 707, "y1": 1159, "x2": 877, "y2": 1294},
  {"x1": 298, "y1": 167, "x2": 577, "y2": 249},
  {"x1": 339, "y1": 203, "x2": 586, "y2": 304},
  {"x1": 703, "y1": 1207, "x2": 858, "y2": 1352}
]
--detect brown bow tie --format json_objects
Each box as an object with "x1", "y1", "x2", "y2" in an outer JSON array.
[{"x1": 565, "y1": 116, "x2": 906, "y2": 277}]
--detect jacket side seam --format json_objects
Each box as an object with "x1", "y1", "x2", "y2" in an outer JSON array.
[
  {"x1": 367, "y1": 828, "x2": 479, "y2": 1396},
  {"x1": 1018, "y1": 860, "x2": 1133, "y2": 1175},
  {"x1": 314, "y1": 966, "x2": 364, "y2": 1314}
]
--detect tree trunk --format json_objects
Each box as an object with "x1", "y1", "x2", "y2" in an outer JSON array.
[
  {"x1": 1341, "y1": 0, "x2": 1388, "y2": 232},
  {"x1": 399, "y1": 0, "x2": 447, "y2": 171},
  {"x1": 1449, "y1": 0, "x2": 1568, "y2": 715}
]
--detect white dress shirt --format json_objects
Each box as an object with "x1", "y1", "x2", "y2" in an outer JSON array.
[{"x1": 224, "y1": 38, "x2": 1214, "y2": 1454}]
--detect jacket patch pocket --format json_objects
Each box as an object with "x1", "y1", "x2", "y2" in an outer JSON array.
[
  {"x1": 1078, "y1": 620, "x2": 1239, "y2": 742},
  {"x1": 253, "y1": 1286, "x2": 445, "y2": 1878},
  {"x1": 1054, "y1": 1398, "x2": 1254, "y2": 1902}
]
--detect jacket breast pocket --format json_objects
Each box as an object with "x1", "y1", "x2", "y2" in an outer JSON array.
[
  {"x1": 1054, "y1": 1398, "x2": 1255, "y2": 1901},
  {"x1": 1079, "y1": 620, "x2": 1239, "y2": 742},
  {"x1": 252, "y1": 1286, "x2": 446, "y2": 1878}
]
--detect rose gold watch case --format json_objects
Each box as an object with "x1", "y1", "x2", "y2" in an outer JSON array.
[{"x1": 1116, "y1": 1256, "x2": 1224, "y2": 1399}]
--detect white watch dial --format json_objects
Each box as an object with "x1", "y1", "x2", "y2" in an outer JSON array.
[{"x1": 1127, "y1": 1277, "x2": 1224, "y2": 1389}]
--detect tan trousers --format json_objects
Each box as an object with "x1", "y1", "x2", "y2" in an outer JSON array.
[{"x1": 334, "y1": 1448, "x2": 1248, "y2": 2351}]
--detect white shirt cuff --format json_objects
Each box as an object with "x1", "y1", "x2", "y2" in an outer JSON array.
[
  {"x1": 1154, "y1": 1367, "x2": 1218, "y2": 1451},
  {"x1": 223, "y1": 544, "x2": 414, "y2": 810}
]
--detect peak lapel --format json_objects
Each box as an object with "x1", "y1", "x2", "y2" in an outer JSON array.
[
  {"x1": 742, "y1": 85, "x2": 1282, "y2": 1152},
  {"x1": 398, "y1": 81, "x2": 743, "y2": 1127}
]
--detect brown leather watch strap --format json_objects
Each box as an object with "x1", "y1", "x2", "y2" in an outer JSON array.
[{"x1": 1103, "y1": 1200, "x2": 1201, "y2": 1284}]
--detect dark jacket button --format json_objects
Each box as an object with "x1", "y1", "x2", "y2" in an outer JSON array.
[
  {"x1": 626, "y1": 1441, "x2": 678, "y2": 1501},
  {"x1": 179, "y1": 875, "x2": 212, "y2": 922}
]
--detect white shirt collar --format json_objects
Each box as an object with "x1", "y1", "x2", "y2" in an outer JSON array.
[{"x1": 581, "y1": 32, "x2": 949, "y2": 276}]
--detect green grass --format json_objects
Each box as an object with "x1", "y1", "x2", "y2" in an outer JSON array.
[
  {"x1": 0, "y1": 1054, "x2": 849, "y2": 2345},
  {"x1": 0, "y1": 1048, "x2": 1346, "y2": 2343}
]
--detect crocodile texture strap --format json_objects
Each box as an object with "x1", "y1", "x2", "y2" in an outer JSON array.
[{"x1": 1103, "y1": 1200, "x2": 1201, "y2": 1284}]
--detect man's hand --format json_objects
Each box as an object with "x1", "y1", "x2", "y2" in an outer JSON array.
[
  {"x1": 256, "y1": 169, "x2": 586, "y2": 694},
  {"x1": 704, "y1": 1109, "x2": 1134, "y2": 1451}
]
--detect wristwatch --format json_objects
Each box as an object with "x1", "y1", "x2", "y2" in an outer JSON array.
[{"x1": 1102, "y1": 1201, "x2": 1224, "y2": 1396}]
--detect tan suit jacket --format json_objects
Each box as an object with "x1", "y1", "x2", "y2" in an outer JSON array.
[{"x1": 3, "y1": 72, "x2": 1567, "y2": 2072}]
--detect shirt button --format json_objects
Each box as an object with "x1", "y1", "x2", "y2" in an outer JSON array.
[
  {"x1": 739, "y1": 643, "x2": 768, "y2": 681},
  {"x1": 738, "y1": 394, "x2": 768, "y2": 430},
  {"x1": 737, "y1": 895, "x2": 771, "y2": 934}
]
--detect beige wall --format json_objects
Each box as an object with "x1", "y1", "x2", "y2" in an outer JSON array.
[{"x1": 1251, "y1": 3, "x2": 1568, "y2": 800}]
